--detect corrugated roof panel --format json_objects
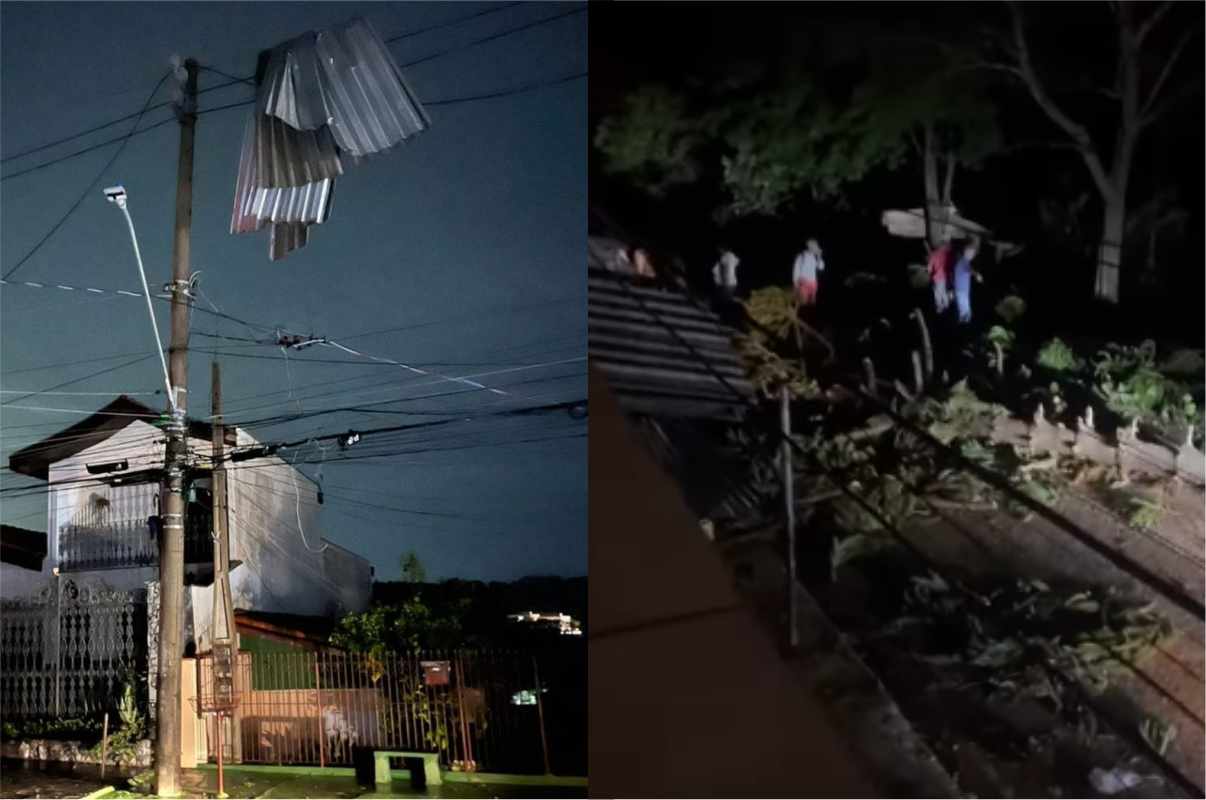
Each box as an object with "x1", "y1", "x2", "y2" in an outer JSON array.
[
  {"x1": 230, "y1": 17, "x2": 428, "y2": 260},
  {"x1": 312, "y1": 18, "x2": 431, "y2": 156},
  {"x1": 269, "y1": 222, "x2": 309, "y2": 262},
  {"x1": 255, "y1": 112, "x2": 350, "y2": 189},
  {"x1": 588, "y1": 268, "x2": 755, "y2": 421},
  {"x1": 259, "y1": 17, "x2": 430, "y2": 157}
]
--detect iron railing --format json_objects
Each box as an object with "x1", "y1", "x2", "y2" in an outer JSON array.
[
  {"x1": 197, "y1": 648, "x2": 585, "y2": 776},
  {"x1": 0, "y1": 580, "x2": 146, "y2": 718},
  {"x1": 59, "y1": 512, "x2": 213, "y2": 571}
]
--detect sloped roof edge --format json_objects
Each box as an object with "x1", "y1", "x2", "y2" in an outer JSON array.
[{"x1": 7, "y1": 395, "x2": 217, "y2": 481}]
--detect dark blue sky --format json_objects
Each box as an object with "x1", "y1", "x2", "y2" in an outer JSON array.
[{"x1": 0, "y1": 2, "x2": 586, "y2": 581}]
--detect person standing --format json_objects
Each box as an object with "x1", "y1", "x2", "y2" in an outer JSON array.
[
  {"x1": 712, "y1": 248, "x2": 740, "y2": 299},
  {"x1": 792, "y1": 238, "x2": 824, "y2": 306},
  {"x1": 953, "y1": 240, "x2": 979, "y2": 324},
  {"x1": 928, "y1": 238, "x2": 954, "y2": 313}
]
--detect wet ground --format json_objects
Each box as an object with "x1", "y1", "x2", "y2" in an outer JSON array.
[
  {"x1": 0, "y1": 761, "x2": 585, "y2": 799},
  {"x1": 0, "y1": 758, "x2": 133, "y2": 798}
]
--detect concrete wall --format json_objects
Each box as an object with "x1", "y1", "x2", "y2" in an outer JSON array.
[
  {"x1": 225, "y1": 443, "x2": 334, "y2": 619},
  {"x1": 0, "y1": 563, "x2": 50, "y2": 599}
]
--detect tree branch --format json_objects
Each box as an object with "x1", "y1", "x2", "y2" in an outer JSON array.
[
  {"x1": 1005, "y1": 1, "x2": 1114, "y2": 198},
  {"x1": 1140, "y1": 28, "x2": 1195, "y2": 121},
  {"x1": 1139, "y1": 76, "x2": 1205, "y2": 130},
  {"x1": 1136, "y1": 1, "x2": 1174, "y2": 45}
]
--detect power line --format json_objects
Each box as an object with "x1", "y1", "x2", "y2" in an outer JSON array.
[
  {"x1": 397, "y1": 6, "x2": 585, "y2": 70},
  {"x1": 222, "y1": 358, "x2": 585, "y2": 428},
  {"x1": 0, "y1": 353, "x2": 157, "y2": 407},
  {"x1": 384, "y1": 2, "x2": 525, "y2": 44},
  {"x1": 193, "y1": 3, "x2": 528, "y2": 87},
  {"x1": 1, "y1": 72, "x2": 173, "y2": 281},
  {"x1": 3, "y1": 7, "x2": 584, "y2": 182},
  {"x1": 0, "y1": 72, "x2": 257, "y2": 165},
  {"x1": 425, "y1": 70, "x2": 585, "y2": 107},
  {"x1": 1, "y1": 349, "x2": 156, "y2": 377},
  {"x1": 0, "y1": 277, "x2": 281, "y2": 334}
]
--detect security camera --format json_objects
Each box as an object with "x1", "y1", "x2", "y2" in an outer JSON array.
[{"x1": 103, "y1": 185, "x2": 127, "y2": 204}]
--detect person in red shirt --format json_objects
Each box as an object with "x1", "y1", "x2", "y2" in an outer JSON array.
[{"x1": 927, "y1": 239, "x2": 954, "y2": 313}]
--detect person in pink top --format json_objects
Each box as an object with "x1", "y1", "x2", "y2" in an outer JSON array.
[{"x1": 927, "y1": 239, "x2": 954, "y2": 313}]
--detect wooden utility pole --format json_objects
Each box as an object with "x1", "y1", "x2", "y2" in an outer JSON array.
[
  {"x1": 210, "y1": 360, "x2": 240, "y2": 765},
  {"x1": 781, "y1": 386, "x2": 798, "y2": 651},
  {"x1": 155, "y1": 57, "x2": 197, "y2": 798}
]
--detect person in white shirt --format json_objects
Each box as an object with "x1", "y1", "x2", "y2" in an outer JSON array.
[
  {"x1": 712, "y1": 248, "x2": 740, "y2": 297},
  {"x1": 792, "y1": 238, "x2": 824, "y2": 305}
]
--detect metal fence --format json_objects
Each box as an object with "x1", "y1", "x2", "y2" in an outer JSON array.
[
  {"x1": 198, "y1": 648, "x2": 583, "y2": 775},
  {"x1": 0, "y1": 579, "x2": 146, "y2": 717},
  {"x1": 59, "y1": 514, "x2": 213, "y2": 571}
]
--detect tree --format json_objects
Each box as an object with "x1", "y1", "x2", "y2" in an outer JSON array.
[
  {"x1": 595, "y1": 66, "x2": 899, "y2": 222},
  {"x1": 975, "y1": 1, "x2": 1201, "y2": 304},
  {"x1": 331, "y1": 595, "x2": 468, "y2": 654},
  {"x1": 595, "y1": 26, "x2": 1001, "y2": 251},
  {"x1": 399, "y1": 550, "x2": 427, "y2": 583},
  {"x1": 851, "y1": 34, "x2": 1002, "y2": 250}
]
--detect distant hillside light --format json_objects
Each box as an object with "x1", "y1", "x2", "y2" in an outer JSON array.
[{"x1": 230, "y1": 17, "x2": 432, "y2": 261}]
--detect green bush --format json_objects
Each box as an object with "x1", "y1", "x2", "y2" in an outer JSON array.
[
  {"x1": 5, "y1": 716, "x2": 102, "y2": 743},
  {"x1": 1037, "y1": 338, "x2": 1081, "y2": 372},
  {"x1": 1093, "y1": 340, "x2": 1199, "y2": 440},
  {"x1": 89, "y1": 683, "x2": 146, "y2": 766}
]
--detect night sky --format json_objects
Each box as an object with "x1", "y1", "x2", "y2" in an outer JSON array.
[{"x1": 0, "y1": 2, "x2": 587, "y2": 582}]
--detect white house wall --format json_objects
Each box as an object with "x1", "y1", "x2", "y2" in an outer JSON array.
[
  {"x1": 36, "y1": 421, "x2": 212, "y2": 596},
  {"x1": 13, "y1": 420, "x2": 371, "y2": 644},
  {"x1": 225, "y1": 451, "x2": 336, "y2": 619}
]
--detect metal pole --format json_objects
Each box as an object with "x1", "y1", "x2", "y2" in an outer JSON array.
[
  {"x1": 155, "y1": 57, "x2": 197, "y2": 799},
  {"x1": 100, "y1": 712, "x2": 109, "y2": 779},
  {"x1": 54, "y1": 571, "x2": 61, "y2": 716},
  {"x1": 454, "y1": 654, "x2": 473, "y2": 771},
  {"x1": 216, "y1": 714, "x2": 225, "y2": 798},
  {"x1": 315, "y1": 656, "x2": 325, "y2": 769},
  {"x1": 532, "y1": 656, "x2": 551, "y2": 776},
  {"x1": 781, "y1": 386, "x2": 799, "y2": 651},
  {"x1": 210, "y1": 362, "x2": 241, "y2": 763}
]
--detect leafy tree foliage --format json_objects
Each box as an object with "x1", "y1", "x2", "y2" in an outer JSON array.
[{"x1": 595, "y1": 27, "x2": 1000, "y2": 231}]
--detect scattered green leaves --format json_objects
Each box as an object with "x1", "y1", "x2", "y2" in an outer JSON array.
[{"x1": 1037, "y1": 338, "x2": 1081, "y2": 372}]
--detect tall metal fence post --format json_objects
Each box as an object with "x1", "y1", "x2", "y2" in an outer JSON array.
[
  {"x1": 532, "y1": 655, "x2": 551, "y2": 776},
  {"x1": 315, "y1": 654, "x2": 324, "y2": 768},
  {"x1": 454, "y1": 653, "x2": 473, "y2": 771},
  {"x1": 54, "y1": 573, "x2": 62, "y2": 716}
]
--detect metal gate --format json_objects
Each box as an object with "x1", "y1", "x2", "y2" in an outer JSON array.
[
  {"x1": 0, "y1": 577, "x2": 146, "y2": 717},
  {"x1": 199, "y1": 649, "x2": 566, "y2": 774}
]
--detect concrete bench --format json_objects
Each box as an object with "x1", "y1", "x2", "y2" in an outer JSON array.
[{"x1": 354, "y1": 748, "x2": 442, "y2": 788}]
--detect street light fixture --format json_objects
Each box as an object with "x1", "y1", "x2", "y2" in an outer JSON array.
[{"x1": 103, "y1": 185, "x2": 177, "y2": 414}]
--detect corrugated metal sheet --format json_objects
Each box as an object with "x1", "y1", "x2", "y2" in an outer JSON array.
[
  {"x1": 589, "y1": 268, "x2": 755, "y2": 421},
  {"x1": 231, "y1": 17, "x2": 430, "y2": 261},
  {"x1": 259, "y1": 18, "x2": 430, "y2": 158}
]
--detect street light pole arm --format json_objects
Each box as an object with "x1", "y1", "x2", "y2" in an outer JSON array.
[{"x1": 112, "y1": 195, "x2": 177, "y2": 414}]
